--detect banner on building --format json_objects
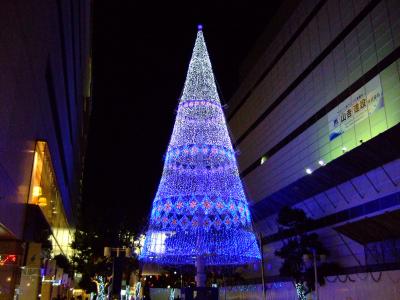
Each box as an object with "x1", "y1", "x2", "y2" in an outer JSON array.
[{"x1": 328, "y1": 75, "x2": 384, "y2": 141}]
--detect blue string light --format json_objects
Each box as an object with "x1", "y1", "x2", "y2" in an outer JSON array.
[{"x1": 139, "y1": 29, "x2": 260, "y2": 266}]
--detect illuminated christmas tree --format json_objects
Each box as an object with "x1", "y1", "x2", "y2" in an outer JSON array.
[{"x1": 140, "y1": 26, "x2": 260, "y2": 285}]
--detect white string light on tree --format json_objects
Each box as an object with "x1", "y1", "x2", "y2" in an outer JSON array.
[{"x1": 140, "y1": 26, "x2": 260, "y2": 268}]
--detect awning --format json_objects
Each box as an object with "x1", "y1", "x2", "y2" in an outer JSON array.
[
  {"x1": 251, "y1": 123, "x2": 400, "y2": 222},
  {"x1": 23, "y1": 204, "x2": 52, "y2": 242},
  {"x1": 334, "y1": 209, "x2": 400, "y2": 244}
]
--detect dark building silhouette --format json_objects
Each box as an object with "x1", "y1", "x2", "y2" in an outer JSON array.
[{"x1": 0, "y1": 1, "x2": 92, "y2": 299}]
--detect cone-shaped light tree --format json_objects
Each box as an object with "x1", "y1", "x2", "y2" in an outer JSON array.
[{"x1": 140, "y1": 26, "x2": 260, "y2": 285}]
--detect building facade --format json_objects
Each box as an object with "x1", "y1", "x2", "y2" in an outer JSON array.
[
  {"x1": 228, "y1": 0, "x2": 400, "y2": 298},
  {"x1": 0, "y1": 0, "x2": 92, "y2": 299}
]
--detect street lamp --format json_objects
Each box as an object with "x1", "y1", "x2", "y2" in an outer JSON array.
[{"x1": 302, "y1": 249, "x2": 325, "y2": 300}]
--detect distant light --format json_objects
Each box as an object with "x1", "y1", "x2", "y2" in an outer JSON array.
[
  {"x1": 174, "y1": 271, "x2": 177, "y2": 275},
  {"x1": 6, "y1": 277, "x2": 11, "y2": 282},
  {"x1": 260, "y1": 156, "x2": 268, "y2": 165},
  {"x1": 167, "y1": 285, "x2": 171, "y2": 289},
  {"x1": 149, "y1": 275, "x2": 152, "y2": 279},
  {"x1": 318, "y1": 160, "x2": 325, "y2": 166},
  {"x1": 305, "y1": 168, "x2": 313, "y2": 175},
  {"x1": 197, "y1": 24, "x2": 203, "y2": 30}
]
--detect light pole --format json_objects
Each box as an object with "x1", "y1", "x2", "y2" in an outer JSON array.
[
  {"x1": 302, "y1": 248, "x2": 323, "y2": 300},
  {"x1": 180, "y1": 273, "x2": 183, "y2": 289},
  {"x1": 258, "y1": 232, "x2": 266, "y2": 300},
  {"x1": 312, "y1": 248, "x2": 319, "y2": 300}
]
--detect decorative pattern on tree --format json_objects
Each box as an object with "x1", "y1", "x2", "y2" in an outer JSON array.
[{"x1": 139, "y1": 28, "x2": 260, "y2": 265}]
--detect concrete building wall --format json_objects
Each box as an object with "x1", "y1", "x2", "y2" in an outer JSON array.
[
  {"x1": 0, "y1": 0, "x2": 91, "y2": 239},
  {"x1": 230, "y1": 0, "x2": 400, "y2": 195},
  {"x1": 0, "y1": 1, "x2": 91, "y2": 299},
  {"x1": 227, "y1": 0, "x2": 400, "y2": 286}
]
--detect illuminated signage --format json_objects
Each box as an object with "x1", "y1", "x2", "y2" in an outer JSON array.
[
  {"x1": 0, "y1": 254, "x2": 17, "y2": 266},
  {"x1": 328, "y1": 75, "x2": 384, "y2": 141}
]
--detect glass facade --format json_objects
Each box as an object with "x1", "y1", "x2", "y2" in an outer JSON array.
[{"x1": 28, "y1": 141, "x2": 74, "y2": 258}]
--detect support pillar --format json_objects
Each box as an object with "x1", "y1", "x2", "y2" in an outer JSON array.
[{"x1": 195, "y1": 256, "x2": 206, "y2": 287}]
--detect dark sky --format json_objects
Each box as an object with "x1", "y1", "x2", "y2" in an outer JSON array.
[{"x1": 83, "y1": 1, "x2": 281, "y2": 236}]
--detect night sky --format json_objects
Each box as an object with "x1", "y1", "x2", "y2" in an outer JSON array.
[{"x1": 83, "y1": 1, "x2": 281, "y2": 237}]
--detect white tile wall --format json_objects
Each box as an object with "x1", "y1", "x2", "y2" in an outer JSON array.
[
  {"x1": 228, "y1": 1, "x2": 321, "y2": 126},
  {"x1": 229, "y1": 0, "x2": 375, "y2": 140},
  {"x1": 234, "y1": 3, "x2": 400, "y2": 201},
  {"x1": 232, "y1": 0, "x2": 398, "y2": 170}
]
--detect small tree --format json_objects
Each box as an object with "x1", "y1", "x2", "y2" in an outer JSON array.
[
  {"x1": 71, "y1": 228, "x2": 140, "y2": 294},
  {"x1": 54, "y1": 254, "x2": 73, "y2": 277},
  {"x1": 71, "y1": 230, "x2": 110, "y2": 293},
  {"x1": 275, "y1": 207, "x2": 339, "y2": 299}
]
